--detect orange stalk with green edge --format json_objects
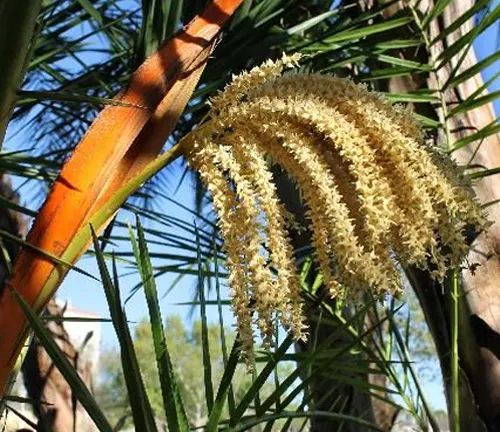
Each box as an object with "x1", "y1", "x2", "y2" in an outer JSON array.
[{"x1": 0, "y1": 0, "x2": 244, "y2": 398}]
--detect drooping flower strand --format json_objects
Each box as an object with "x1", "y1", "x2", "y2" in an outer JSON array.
[
  {"x1": 209, "y1": 53, "x2": 302, "y2": 116},
  {"x1": 227, "y1": 135, "x2": 306, "y2": 337},
  {"x1": 189, "y1": 132, "x2": 308, "y2": 353},
  {"x1": 236, "y1": 127, "x2": 350, "y2": 297},
  {"x1": 188, "y1": 142, "x2": 256, "y2": 364},
  {"x1": 182, "y1": 54, "x2": 486, "y2": 364},
  {"x1": 209, "y1": 144, "x2": 277, "y2": 346}
]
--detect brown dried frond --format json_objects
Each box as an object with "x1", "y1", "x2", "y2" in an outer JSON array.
[{"x1": 183, "y1": 55, "x2": 486, "y2": 366}]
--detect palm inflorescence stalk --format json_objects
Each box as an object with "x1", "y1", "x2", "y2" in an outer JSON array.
[{"x1": 183, "y1": 55, "x2": 486, "y2": 366}]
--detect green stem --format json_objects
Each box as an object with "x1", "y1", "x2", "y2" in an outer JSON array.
[
  {"x1": 0, "y1": 0, "x2": 43, "y2": 149},
  {"x1": 450, "y1": 269, "x2": 460, "y2": 432}
]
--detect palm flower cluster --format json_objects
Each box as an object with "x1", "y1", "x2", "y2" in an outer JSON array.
[{"x1": 183, "y1": 54, "x2": 485, "y2": 365}]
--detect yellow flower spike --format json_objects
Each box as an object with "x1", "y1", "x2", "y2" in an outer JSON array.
[
  {"x1": 210, "y1": 144, "x2": 277, "y2": 346},
  {"x1": 188, "y1": 143, "x2": 256, "y2": 365},
  {"x1": 227, "y1": 134, "x2": 306, "y2": 337},
  {"x1": 182, "y1": 56, "x2": 485, "y2": 365}
]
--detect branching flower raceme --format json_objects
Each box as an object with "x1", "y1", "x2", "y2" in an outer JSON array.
[{"x1": 182, "y1": 54, "x2": 486, "y2": 366}]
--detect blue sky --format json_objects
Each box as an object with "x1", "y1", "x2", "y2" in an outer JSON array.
[{"x1": 6, "y1": 1, "x2": 500, "y2": 415}]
